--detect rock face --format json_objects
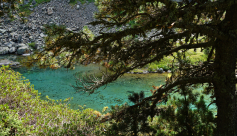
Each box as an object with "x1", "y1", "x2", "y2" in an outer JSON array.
[{"x1": 0, "y1": 0, "x2": 160, "y2": 56}]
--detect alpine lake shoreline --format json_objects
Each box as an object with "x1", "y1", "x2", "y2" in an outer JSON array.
[{"x1": 0, "y1": 1, "x2": 218, "y2": 135}]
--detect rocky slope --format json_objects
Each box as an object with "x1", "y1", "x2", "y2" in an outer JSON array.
[{"x1": 0, "y1": 0, "x2": 159, "y2": 57}]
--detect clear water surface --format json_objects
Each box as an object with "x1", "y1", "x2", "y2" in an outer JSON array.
[{"x1": 2, "y1": 55, "x2": 216, "y2": 114}]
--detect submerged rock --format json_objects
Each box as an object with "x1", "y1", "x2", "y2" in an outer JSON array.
[
  {"x1": 127, "y1": 90, "x2": 135, "y2": 94},
  {"x1": 0, "y1": 59, "x2": 20, "y2": 67}
]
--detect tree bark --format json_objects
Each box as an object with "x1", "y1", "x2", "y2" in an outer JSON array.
[
  {"x1": 213, "y1": 4, "x2": 237, "y2": 135},
  {"x1": 213, "y1": 39, "x2": 237, "y2": 136}
]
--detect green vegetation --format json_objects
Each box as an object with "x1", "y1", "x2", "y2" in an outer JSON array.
[
  {"x1": 17, "y1": 0, "x2": 50, "y2": 17},
  {"x1": 0, "y1": 65, "x2": 110, "y2": 135},
  {"x1": 105, "y1": 86, "x2": 216, "y2": 135},
  {"x1": 0, "y1": 65, "x2": 216, "y2": 135},
  {"x1": 28, "y1": 42, "x2": 36, "y2": 49},
  {"x1": 145, "y1": 48, "x2": 207, "y2": 72},
  {"x1": 0, "y1": 111, "x2": 26, "y2": 135},
  {"x1": 81, "y1": 17, "x2": 208, "y2": 73}
]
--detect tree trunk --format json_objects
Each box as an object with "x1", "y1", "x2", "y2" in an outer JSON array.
[
  {"x1": 213, "y1": 4, "x2": 237, "y2": 135},
  {"x1": 213, "y1": 39, "x2": 237, "y2": 136}
]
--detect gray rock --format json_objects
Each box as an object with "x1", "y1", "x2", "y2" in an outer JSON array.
[
  {"x1": 40, "y1": 26, "x2": 45, "y2": 30},
  {"x1": 9, "y1": 47, "x2": 16, "y2": 53},
  {"x1": 42, "y1": 7, "x2": 46, "y2": 11},
  {"x1": 0, "y1": 47, "x2": 9, "y2": 55},
  {"x1": 10, "y1": 32, "x2": 17, "y2": 37},
  {"x1": 29, "y1": 36, "x2": 34, "y2": 41},
  {"x1": 8, "y1": 27, "x2": 14, "y2": 32},
  {"x1": 47, "y1": 7, "x2": 54, "y2": 15},
  {"x1": 17, "y1": 46, "x2": 30, "y2": 55},
  {"x1": 0, "y1": 59, "x2": 20, "y2": 67},
  {"x1": 34, "y1": 42, "x2": 42, "y2": 49},
  {"x1": 16, "y1": 43, "x2": 27, "y2": 48},
  {"x1": 66, "y1": 28, "x2": 72, "y2": 31},
  {"x1": 71, "y1": 27, "x2": 78, "y2": 31},
  {"x1": 3, "y1": 42, "x2": 13, "y2": 48},
  {"x1": 10, "y1": 62, "x2": 20, "y2": 66},
  {"x1": 18, "y1": 35, "x2": 22, "y2": 43},
  {"x1": 49, "y1": 22, "x2": 54, "y2": 25},
  {"x1": 32, "y1": 0, "x2": 36, "y2": 5},
  {"x1": 143, "y1": 70, "x2": 148, "y2": 74},
  {"x1": 76, "y1": 5, "x2": 80, "y2": 10},
  {"x1": 0, "y1": 29, "x2": 6, "y2": 33},
  {"x1": 40, "y1": 33, "x2": 47, "y2": 37},
  {"x1": 17, "y1": 25, "x2": 23, "y2": 29},
  {"x1": 22, "y1": 53, "x2": 31, "y2": 56},
  {"x1": 23, "y1": 0, "x2": 29, "y2": 5},
  {"x1": 157, "y1": 68, "x2": 164, "y2": 73},
  {"x1": 31, "y1": 26, "x2": 37, "y2": 31}
]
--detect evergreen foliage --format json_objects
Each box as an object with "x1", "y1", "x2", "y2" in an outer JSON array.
[
  {"x1": 104, "y1": 85, "x2": 216, "y2": 136},
  {"x1": 156, "y1": 85, "x2": 216, "y2": 136},
  {"x1": 2, "y1": 0, "x2": 237, "y2": 135},
  {"x1": 20, "y1": 0, "x2": 237, "y2": 135}
]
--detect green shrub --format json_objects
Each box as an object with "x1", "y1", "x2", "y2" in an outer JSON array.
[
  {"x1": 0, "y1": 111, "x2": 26, "y2": 136},
  {"x1": 204, "y1": 47, "x2": 211, "y2": 55},
  {"x1": 35, "y1": 0, "x2": 51, "y2": 4},
  {"x1": 28, "y1": 42, "x2": 36, "y2": 49},
  {"x1": 0, "y1": 65, "x2": 109, "y2": 135},
  {"x1": 148, "y1": 63, "x2": 158, "y2": 72}
]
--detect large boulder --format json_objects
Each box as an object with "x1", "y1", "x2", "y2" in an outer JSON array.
[
  {"x1": 0, "y1": 47, "x2": 9, "y2": 55},
  {"x1": 3, "y1": 42, "x2": 13, "y2": 48},
  {"x1": 16, "y1": 43, "x2": 27, "y2": 48},
  {"x1": 9, "y1": 47, "x2": 16, "y2": 53},
  {"x1": 157, "y1": 68, "x2": 164, "y2": 73},
  {"x1": 17, "y1": 46, "x2": 30, "y2": 55}
]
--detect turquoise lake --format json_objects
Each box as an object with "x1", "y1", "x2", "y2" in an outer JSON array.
[{"x1": 2, "y1": 55, "x2": 217, "y2": 114}]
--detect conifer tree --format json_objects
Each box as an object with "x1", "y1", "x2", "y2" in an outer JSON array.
[
  {"x1": 104, "y1": 85, "x2": 216, "y2": 135},
  {"x1": 19, "y1": 0, "x2": 237, "y2": 135}
]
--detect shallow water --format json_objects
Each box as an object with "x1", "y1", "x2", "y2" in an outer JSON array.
[
  {"x1": 14, "y1": 62, "x2": 168, "y2": 112},
  {"x1": 2, "y1": 55, "x2": 216, "y2": 114}
]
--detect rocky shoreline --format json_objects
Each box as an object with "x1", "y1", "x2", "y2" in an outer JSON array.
[
  {"x1": 0, "y1": 0, "x2": 99, "y2": 56},
  {"x1": 0, "y1": 0, "x2": 160, "y2": 55},
  {"x1": 0, "y1": 0, "x2": 163, "y2": 70}
]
